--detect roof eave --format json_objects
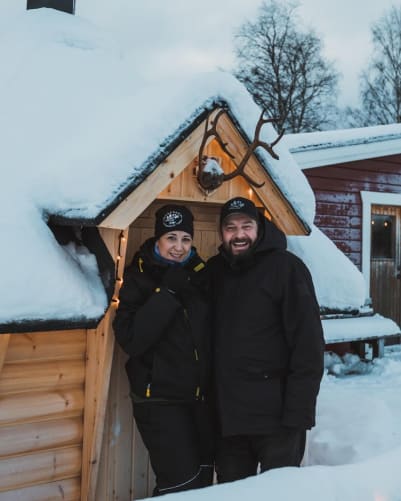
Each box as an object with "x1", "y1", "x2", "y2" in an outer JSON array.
[
  {"x1": 289, "y1": 137, "x2": 401, "y2": 169},
  {"x1": 0, "y1": 315, "x2": 104, "y2": 335}
]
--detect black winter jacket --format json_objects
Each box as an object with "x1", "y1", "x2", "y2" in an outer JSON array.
[
  {"x1": 208, "y1": 215, "x2": 324, "y2": 436},
  {"x1": 113, "y1": 238, "x2": 211, "y2": 401}
]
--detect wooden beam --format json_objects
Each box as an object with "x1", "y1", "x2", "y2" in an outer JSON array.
[
  {"x1": 0, "y1": 477, "x2": 80, "y2": 501},
  {"x1": 81, "y1": 228, "x2": 129, "y2": 501},
  {"x1": 81, "y1": 313, "x2": 116, "y2": 501},
  {"x1": 372, "y1": 338, "x2": 385, "y2": 358},
  {"x1": 0, "y1": 359, "x2": 85, "y2": 394},
  {"x1": 217, "y1": 112, "x2": 309, "y2": 235},
  {"x1": 6, "y1": 330, "x2": 86, "y2": 363},
  {"x1": 0, "y1": 478, "x2": 80, "y2": 501},
  {"x1": 0, "y1": 445, "x2": 81, "y2": 492},
  {"x1": 0, "y1": 417, "x2": 83, "y2": 457},
  {"x1": 99, "y1": 120, "x2": 208, "y2": 230},
  {"x1": 0, "y1": 389, "x2": 84, "y2": 426},
  {"x1": 0, "y1": 334, "x2": 10, "y2": 375}
]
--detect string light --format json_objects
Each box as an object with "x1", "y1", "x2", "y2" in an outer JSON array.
[{"x1": 112, "y1": 230, "x2": 127, "y2": 307}]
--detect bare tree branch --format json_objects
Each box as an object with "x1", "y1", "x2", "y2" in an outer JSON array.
[
  {"x1": 358, "y1": 6, "x2": 401, "y2": 124},
  {"x1": 232, "y1": 0, "x2": 339, "y2": 132}
]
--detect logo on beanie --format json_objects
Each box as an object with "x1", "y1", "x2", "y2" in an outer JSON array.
[
  {"x1": 163, "y1": 210, "x2": 183, "y2": 228},
  {"x1": 228, "y1": 199, "x2": 245, "y2": 211}
]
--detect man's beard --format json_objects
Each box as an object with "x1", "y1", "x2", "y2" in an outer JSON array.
[{"x1": 224, "y1": 237, "x2": 255, "y2": 263}]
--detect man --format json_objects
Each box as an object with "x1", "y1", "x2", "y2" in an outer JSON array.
[{"x1": 208, "y1": 196, "x2": 324, "y2": 483}]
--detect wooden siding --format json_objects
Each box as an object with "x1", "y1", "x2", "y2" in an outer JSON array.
[
  {"x1": 0, "y1": 330, "x2": 86, "y2": 500},
  {"x1": 304, "y1": 155, "x2": 401, "y2": 268}
]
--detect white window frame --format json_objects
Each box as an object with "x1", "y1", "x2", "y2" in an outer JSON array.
[{"x1": 361, "y1": 191, "x2": 401, "y2": 297}]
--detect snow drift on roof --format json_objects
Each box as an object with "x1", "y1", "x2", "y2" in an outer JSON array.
[{"x1": 0, "y1": 8, "x2": 372, "y2": 325}]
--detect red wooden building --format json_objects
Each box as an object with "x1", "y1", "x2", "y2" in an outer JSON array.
[{"x1": 284, "y1": 125, "x2": 401, "y2": 332}]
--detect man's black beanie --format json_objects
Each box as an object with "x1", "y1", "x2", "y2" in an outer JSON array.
[{"x1": 220, "y1": 197, "x2": 259, "y2": 225}]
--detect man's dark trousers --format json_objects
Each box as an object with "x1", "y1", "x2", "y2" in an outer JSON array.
[{"x1": 215, "y1": 428, "x2": 306, "y2": 483}]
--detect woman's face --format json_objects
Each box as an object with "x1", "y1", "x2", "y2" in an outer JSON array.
[{"x1": 156, "y1": 231, "x2": 193, "y2": 262}]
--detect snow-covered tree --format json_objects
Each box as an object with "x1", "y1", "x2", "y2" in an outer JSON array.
[{"x1": 232, "y1": 0, "x2": 339, "y2": 133}]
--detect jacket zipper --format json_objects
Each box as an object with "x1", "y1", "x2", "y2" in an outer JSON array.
[{"x1": 184, "y1": 308, "x2": 202, "y2": 400}]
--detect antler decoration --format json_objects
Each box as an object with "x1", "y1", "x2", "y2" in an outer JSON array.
[
  {"x1": 196, "y1": 110, "x2": 235, "y2": 193},
  {"x1": 196, "y1": 109, "x2": 284, "y2": 194}
]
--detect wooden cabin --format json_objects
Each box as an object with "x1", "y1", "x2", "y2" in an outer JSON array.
[
  {"x1": 2, "y1": 7, "x2": 396, "y2": 500},
  {"x1": 284, "y1": 126, "x2": 401, "y2": 344},
  {"x1": 0, "y1": 99, "x2": 311, "y2": 500}
]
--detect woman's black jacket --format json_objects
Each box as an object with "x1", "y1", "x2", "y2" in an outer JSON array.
[
  {"x1": 112, "y1": 238, "x2": 211, "y2": 402},
  {"x1": 208, "y1": 215, "x2": 325, "y2": 436}
]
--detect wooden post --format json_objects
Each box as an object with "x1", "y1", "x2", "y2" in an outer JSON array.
[
  {"x1": 372, "y1": 338, "x2": 385, "y2": 358},
  {"x1": 81, "y1": 315, "x2": 116, "y2": 501},
  {"x1": 0, "y1": 334, "x2": 10, "y2": 375},
  {"x1": 81, "y1": 227, "x2": 129, "y2": 500}
]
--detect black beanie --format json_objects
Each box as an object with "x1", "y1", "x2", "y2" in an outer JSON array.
[
  {"x1": 220, "y1": 197, "x2": 259, "y2": 225},
  {"x1": 154, "y1": 205, "x2": 194, "y2": 240}
]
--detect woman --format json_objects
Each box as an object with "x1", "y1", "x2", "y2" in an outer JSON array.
[{"x1": 113, "y1": 204, "x2": 214, "y2": 496}]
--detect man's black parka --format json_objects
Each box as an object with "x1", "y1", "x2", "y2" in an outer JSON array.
[{"x1": 208, "y1": 214, "x2": 325, "y2": 437}]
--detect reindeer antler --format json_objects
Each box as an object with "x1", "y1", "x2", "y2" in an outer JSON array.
[
  {"x1": 222, "y1": 110, "x2": 284, "y2": 187},
  {"x1": 196, "y1": 108, "x2": 284, "y2": 193},
  {"x1": 198, "y1": 109, "x2": 235, "y2": 169}
]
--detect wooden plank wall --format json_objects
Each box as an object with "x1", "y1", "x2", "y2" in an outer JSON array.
[
  {"x1": 158, "y1": 139, "x2": 254, "y2": 205},
  {"x1": 0, "y1": 330, "x2": 86, "y2": 500},
  {"x1": 304, "y1": 155, "x2": 401, "y2": 268}
]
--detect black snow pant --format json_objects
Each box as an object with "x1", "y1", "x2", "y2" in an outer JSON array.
[
  {"x1": 133, "y1": 400, "x2": 215, "y2": 496},
  {"x1": 215, "y1": 427, "x2": 306, "y2": 484}
]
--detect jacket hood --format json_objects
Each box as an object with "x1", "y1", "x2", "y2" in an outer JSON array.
[{"x1": 255, "y1": 214, "x2": 287, "y2": 254}]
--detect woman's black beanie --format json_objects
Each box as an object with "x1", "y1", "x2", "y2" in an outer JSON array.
[{"x1": 154, "y1": 205, "x2": 194, "y2": 240}]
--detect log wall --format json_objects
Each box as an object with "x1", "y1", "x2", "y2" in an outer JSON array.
[{"x1": 0, "y1": 330, "x2": 86, "y2": 500}]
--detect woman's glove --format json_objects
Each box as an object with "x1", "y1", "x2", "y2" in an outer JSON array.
[{"x1": 162, "y1": 267, "x2": 191, "y2": 295}]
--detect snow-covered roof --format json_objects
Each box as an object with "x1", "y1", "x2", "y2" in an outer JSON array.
[
  {"x1": 282, "y1": 123, "x2": 401, "y2": 168},
  {"x1": 1, "y1": 9, "x2": 314, "y2": 226},
  {"x1": 0, "y1": 9, "x2": 373, "y2": 329}
]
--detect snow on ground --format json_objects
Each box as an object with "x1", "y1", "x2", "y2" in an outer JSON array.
[{"x1": 162, "y1": 346, "x2": 401, "y2": 501}]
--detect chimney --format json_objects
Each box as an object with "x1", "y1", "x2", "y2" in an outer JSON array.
[{"x1": 27, "y1": 0, "x2": 75, "y2": 14}]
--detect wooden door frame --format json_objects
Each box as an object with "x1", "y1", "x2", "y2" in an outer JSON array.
[{"x1": 361, "y1": 190, "x2": 401, "y2": 297}]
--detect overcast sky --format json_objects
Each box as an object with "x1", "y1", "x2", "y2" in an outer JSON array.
[{"x1": 3, "y1": 0, "x2": 400, "y2": 107}]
